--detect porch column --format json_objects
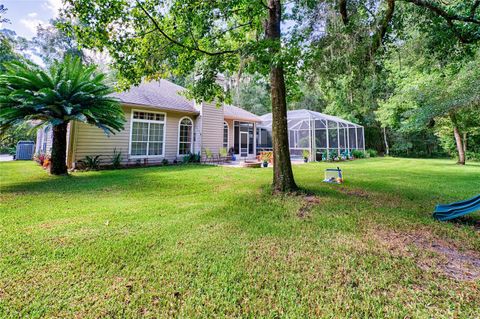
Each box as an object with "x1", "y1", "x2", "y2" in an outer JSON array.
[
  {"x1": 362, "y1": 126, "x2": 365, "y2": 152},
  {"x1": 337, "y1": 122, "x2": 340, "y2": 157},
  {"x1": 347, "y1": 125, "x2": 350, "y2": 155},
  {"x1": 355, "y1": 127, "x2": 358, "y2": 149},
  {"x1": 326, "y1": 120, "x2": 330, "y2": 159}
]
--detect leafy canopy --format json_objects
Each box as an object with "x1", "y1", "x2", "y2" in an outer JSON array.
[
  {"x1": 61, "y1": 0, "x2": 307, "y2": 103},
  {"x1": 0, "y1": 55, "x2": 125, "y2": 134}
]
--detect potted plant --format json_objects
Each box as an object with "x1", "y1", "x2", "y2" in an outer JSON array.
[
  {"x1": 322, "y1": 150, "x2": 328, "y2": 161},
  {"x1": 329, "y1": 150, "x2": 338, "y2": 162},
  {"x1": 228, "y1": 147, "x2": 236, "y2": 161},
  {"x1": 261, "y1": 153, "x2": 270, "y2": 167},
  {"x1": 302, "y1": 149, "x2": 310, "y2": 163}
]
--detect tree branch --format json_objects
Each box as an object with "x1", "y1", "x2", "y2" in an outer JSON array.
[
  {"x1": 135, "y1": 0, "x2": 239, "y2": 56},
  {"x1": 471, "y1": 0, "x2": 480, "y2": 19},
  {"x1": 369, "y1": 0, "x2": 395, "y2": 57},
  {"x1": 138, "y1": 28, "x2": 156, "y2": 38},
  {"x1": 403, "y1": 0, "x2": 480, "y2": 24},
  {"x1": 339, "y1": 0, "x2": 349, "y2": 25},
  {"x1": 403, "y1": 0, "x2": 480, "y2": 43}
]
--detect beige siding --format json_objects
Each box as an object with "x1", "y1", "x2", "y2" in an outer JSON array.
[
  {"x1": 166, "y1": 112, "x2": 193, "y2": 159},
  {"x1": 193, "y1": 116, "x2": 202, "y2": 154},
  {"x1": 72, "y1": 105, "x2": 197, "y2": 166},
  {"x1": 45, "y1": 128, "x2": 53, "y2": 153},
  {"x1": 199, "y1": 102, "x2": 224, "y2": 156},
  {"x1": 35, "y1": 126, "x2": 53, "y2": 154}
]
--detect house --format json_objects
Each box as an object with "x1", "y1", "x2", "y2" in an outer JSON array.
[{"x1": 35, "y1": 79, "x2": 262, "y2": 168}]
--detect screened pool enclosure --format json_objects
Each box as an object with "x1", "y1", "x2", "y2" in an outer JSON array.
[{"x1": 257, "y1": 110, "x2": 365, "y2": 161}]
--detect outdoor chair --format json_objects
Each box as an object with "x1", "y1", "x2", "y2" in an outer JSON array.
[
  {"x1": 219, "y1": 148, "x2": 229, "y2": 163},
  {"x1": 203, "y1": 148, "x2": 214, "y2": 164}
]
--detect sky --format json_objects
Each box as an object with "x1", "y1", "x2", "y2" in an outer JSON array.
[{"x1": 1, "y1": 0, "x2": 62, "y2": 38}]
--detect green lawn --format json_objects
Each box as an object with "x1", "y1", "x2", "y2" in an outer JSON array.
[{"x1": 1, "y1": 158, "x2": 479, "y2": 318}]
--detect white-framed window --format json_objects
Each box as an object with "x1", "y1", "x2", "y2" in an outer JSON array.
[
  {"x1": 178, "y1": 117, "x2": 193, "y2": 155},
  {"x1": 129, "y1": 110, "x2": 166, "y2": 157},
  {"x1": 223, "y1": 121, "x2": 229, "y2": 149}
]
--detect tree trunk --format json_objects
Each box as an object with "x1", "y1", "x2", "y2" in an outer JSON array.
[
  {"x1": 50, "y1": 123, "x2": 69, "y2": 175},
  {"x1": 266, "y1": 0, "x2": 297, "y2": 193},
  {"x1": 383, "y1": 126, "x2": 389, "y2": 156},
  {"x1": 450, "y1": 113, "x2": 465, "y2": 165}
]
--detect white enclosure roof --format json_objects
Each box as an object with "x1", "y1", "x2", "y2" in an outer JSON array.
[{"x1": 259, "y1": 109, "x2": 362, "y2": 129}]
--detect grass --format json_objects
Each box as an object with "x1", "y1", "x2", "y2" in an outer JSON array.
[{"x1": 0, "y1": 158, "x2": 479, "y2": 318}]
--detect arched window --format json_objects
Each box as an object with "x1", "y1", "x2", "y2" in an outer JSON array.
[
  {"x1": 178, "y1": 117, "x2": 193, "y2": 155},
  {"x1": 223, "y1": 122, "x2": 229, "y2": 149}
]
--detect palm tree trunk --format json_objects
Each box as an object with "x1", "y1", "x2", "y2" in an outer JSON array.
[
  {"x1": 450, "y1": 113, "x2": 465, "y2": 165},
  {"x1": 50, "y1": 123, "x2": 68, "y2": 175},
  {"x1": 266, "y1": 0, "x2": 297, "y2": 193}
]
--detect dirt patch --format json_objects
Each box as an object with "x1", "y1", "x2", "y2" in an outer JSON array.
[
  {"x1": 297, "y1": 195, "x2": 321, "y2": 219},
  {"x1": 339, "y1": 187, "x2": 370, "y2": 198},
  {"x1": 452, "y1": 216, "x2": 480, "y2": 231},
  {"x1": 375, "y1": 229, "x2": 480, "y2": 281}
]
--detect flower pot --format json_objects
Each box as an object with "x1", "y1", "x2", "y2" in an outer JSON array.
[
  {"x1": 262, "y1": 161, "x2": 268, "y2": 168},
  {"x1": 303, "y1": 158, "x2": 308, "y2": 163}
]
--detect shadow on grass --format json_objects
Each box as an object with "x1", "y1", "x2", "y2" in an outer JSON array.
[
  {"x1": 0, "y1": 164, "x2": 214, "y2": 195},
  {"x1": 450, "y1": 214, "x2": 480, "y2": 230},
  {"x1": 298, "y1": 164, "x2": 479, "y2": 205}
]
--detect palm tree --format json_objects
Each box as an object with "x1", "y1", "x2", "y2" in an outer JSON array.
[{"x1": 0, "y1": 55, "x2": 125, "y2": 175}]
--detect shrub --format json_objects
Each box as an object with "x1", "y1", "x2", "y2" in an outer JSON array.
[
  {"x1": 34, "y1": 152, "x2": 46, "y2": 165},
  {"x1": 302, "y1": 149, "x2": 310, "y2": 159},
  {"x1": 366, "y1": 149, "x2": 378, "y2": 158},
  {"x1": 352, "y1": 150, "x2": 365, "y2": 159},
  {"x1": 466, "y1": 152, "x2": 480, "y2": 162},
  {"x1": 259, "y1": 151, "x2": 273, "y2": 163},
  {"x1": 43, "y1": 157, "x2": 51, "y2": 169},
  {"x1": 219, "y1": 148, "x2": 228, "y2": 157},
  {"x1": 79, "y1": 155, "x2": 101, "y2": 170},
  {"x1": 182, "y1": 152, "x2": 201, "y2": 163},
  {"x1": 0, "y1": 146, "x2": 15, "y2": 155},
  {"x1": 112, "y1": 148, "x2": 122, "y2": 169},
  {"x1": 260, "y1": 152, "x2": 270, "y2": 163},
  {"x1": 321, "y1": 150, "x2": 328, "y2": 161},
  {"x1": 161, "y1": 158, "x2": 169, "y2": 165},
  {"x1": 329, "y1": 150, "x2": 338, "y2": 161}
]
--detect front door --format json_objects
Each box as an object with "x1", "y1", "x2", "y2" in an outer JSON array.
[{"x1": 240, "y1": 131, "x2": 249, "y2": 157}]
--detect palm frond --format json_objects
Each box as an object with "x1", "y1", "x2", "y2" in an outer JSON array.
[{"x1": 0, "y1": 55, "x2": 125, "y2": 135}]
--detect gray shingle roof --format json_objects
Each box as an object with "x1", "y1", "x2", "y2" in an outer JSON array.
[
  {"x1": 111, "y1": 79, "x2": 198, "y2": 114},
  {"x1": 224, "y1": 104, "x2": 262, "y2": 122},
  {"x1": 111, "y1": 80, "x2": 261, "y2": 122}
]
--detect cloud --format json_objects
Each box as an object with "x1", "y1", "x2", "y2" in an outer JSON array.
[
  {"x1": 28, "y1": 12, "x2": 38, "y2": 18},
  {"x1": 44, "y1": 0, "x2": 63, "y2": 17},
  {"x1": 20, "y1": 18, "x2": 45, "y2": 34}
]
